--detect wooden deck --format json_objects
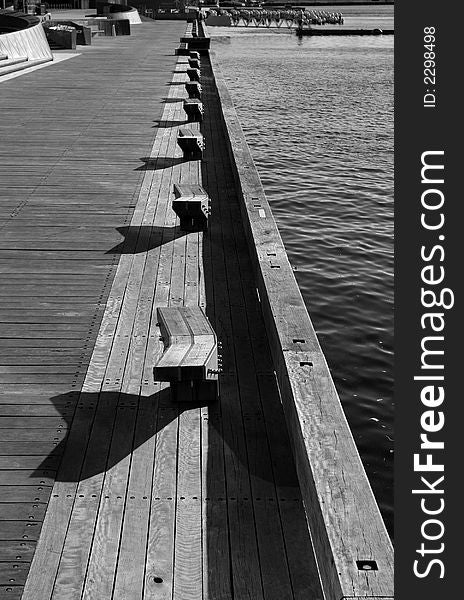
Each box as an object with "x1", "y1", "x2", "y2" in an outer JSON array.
[{"x1": 0, "y1": 20, "x2": 323, "y2": 600}]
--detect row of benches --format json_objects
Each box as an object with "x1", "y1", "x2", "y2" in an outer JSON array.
[
  {"x1": 177, "y1": 53, "x2": 204, "y2": 159},
  {"x1": 154, "y1": 41, "x2": 219, "y2": 403}
]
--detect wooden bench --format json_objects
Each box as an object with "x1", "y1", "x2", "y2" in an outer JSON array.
[
  {"x1": 187, "y1": 67, "x2": 200, "y2": 82},
  {"x1": 175, "y1": 42, "x2": 190, "y2": 56},
  {"x1": 186, "y1": 37, "x2": 211, "y2": 53},
  {"x1": 153, "y1": 306, "x2": 219, "y2": 402},
  {"x1": 189, "y1": 50, "x2": 200, "y2": 60},
  {"x1": 188, "y1": 57, "x2": 200, "y2": 70},
  {"x1": 177, "y1": 128, "x2": 204, "y2": 159},
  {"x1": 183, "y1": 98, "x2": 204, "y2": 123},
  {"x1": 185, "y1": 81, "x2": 202, "y2": 100},
  {"x1": 172, "y1": 182, "x2": 210, "y2": 231}
]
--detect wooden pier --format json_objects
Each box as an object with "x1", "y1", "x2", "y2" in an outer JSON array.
[{"x1": 0, "y1": 16, "x2": 393, "y2": 600}]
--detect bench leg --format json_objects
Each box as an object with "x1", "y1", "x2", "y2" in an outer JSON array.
[
  {"x1": 179, "y1": 216, "x2": 208, "y2": 232},
  {"x1": 179, "y1": 216, "x2": 195, "y2": 231},
  {"x1": 195, "y1": 380, "x2": 219, "y2": 403},
  {"x1": 171, "y1": 381, "x2": 195, "y2": 402},
  {"x1": 170, "y1": 380, "x2": 218, "y2": 403}
]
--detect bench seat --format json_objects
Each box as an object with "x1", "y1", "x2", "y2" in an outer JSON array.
[
  {"x1": 187, "y1": 67, "x2": 200, "y2": 81},
  {"x1": 172, "y1": 183, "x2": 210, "y2": 231},
  {"x1": 183, "y1": 98, "x2": 204, "y2": 123},
  {"x1": 185, "y1": 80, "x2": 202, "y2": 100},
  {"x1": 175, "y1": 42, "x2": 190, "y2": 56},
  {"x1": 188, "y1": 57, "x2": 200, "y2": 70},
  {"x1": 153, "y1": 306, "x2": 219, "y2": 402},
  {"x1": 185, "y1": 37, "x2": 211, "y2": 53},
  {"x1": 177, "y1": 128, "x2": 204, "y2": 158}
]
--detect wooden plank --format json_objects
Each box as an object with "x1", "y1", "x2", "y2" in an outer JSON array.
[
  {"x1": 173, "y1": 408, "x2": 202, "y2": 600},
  {"x1": 0, "y1": 472, "x2": 54, "y2": 486},
  {"x1": 0, "y1": 457, "x2": 60, "y2": 471},
  {"x1": 0, "y1": 442, "x2": 62, "y2": 456},
  {"x1": 0, "y1": 522, "x2": 42, "y2": 542},
  {"x1": 0, "y1": 488, "x2": 50, "y2": 504},
  {"x1": 0, "y1": 563, "x2": 29, "y2": 586},
  {"x1": 0, "y1": 405, "x2": 74, "y2": 416},
  {"x1": 0, "y1": 505, "x2": 47, "y2": 522},
  {"x1": 0, "y1": 541, "x2": 35, "y2": 562},
  {"x1": 0, "y1": 585, "x2": 24, "y2": 600},
  {"x1": 0, "y1": 430, "x2": 65, "y2": 442},
  {"x1": 144, "y1": 407, "x2": 178, "y2": 600},
  {"x1": 0, "y1": 418, "x2": 68, "y2": 429}
]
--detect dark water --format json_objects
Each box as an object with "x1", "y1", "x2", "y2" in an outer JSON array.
[{"x1": 211, "y1": 12, "x2": 394, "y2": 536}]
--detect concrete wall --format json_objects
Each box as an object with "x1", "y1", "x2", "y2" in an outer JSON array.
[
  {"x1": 108, "y1": 7, "x2": 142, "y2": 23},
  {"x1": 0, "y1": 21, "x2": 52, "y2": 60}
]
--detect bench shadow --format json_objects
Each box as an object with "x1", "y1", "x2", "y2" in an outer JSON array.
[
  {"x1": 33, "y1": 389, "x2": 208, "y2": 483},
  {"x1": 162, "y1": 97, "x2": 185, "y2": 103},
  {"x1": 153, "y1": 119, "x2": 187, "y2": 128},
  {"x1": 106, "y1": 226, "x2": 187, "y2": 255},
  {"x1": 135, "y1": 157, "x2": 187, "y2": 171}
]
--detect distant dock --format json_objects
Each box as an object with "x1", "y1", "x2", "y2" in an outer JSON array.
[
  {"x1": 0, "y1": 11, "x2": 393, "y2": 599},
  {"x1": 296, "y1": 26, "x2": 394, "y2": 35}
]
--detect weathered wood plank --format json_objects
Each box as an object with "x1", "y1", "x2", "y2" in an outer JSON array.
[
  {"x1": 0, "y1": 505, "x2": 47, "y2": 522},
  {"x1": 0, "y1": 522, "x2": 42, "y2": 542},
  {"x1": 173, "y1": 408, "x2": 202, "y2": 600},
  {"x1": 0, "y1": 457, "x2": 60, "y2": 471},
  {"x1": 0, "y1": 405, "x2": 73, "y2": 416},
  {"x1": 0, "y1": 488, "x2": 50, "y2": 504},
  {"x1": 0, "y1": 541, "x2": 35, "y2": 562},
  {"x1": 0, "y1": 563, "x2": 30, "y2": 586},
  {"x1": 0, "y1": 471, "x2": 55, "y2": 486},
  {"x1": 0, "y1": 418, "x2": 67, "y2": 429}
]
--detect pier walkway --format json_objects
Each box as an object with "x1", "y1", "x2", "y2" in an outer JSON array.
[{"x1": 0, "y1": 19, "x2": 322, "y2": 600}]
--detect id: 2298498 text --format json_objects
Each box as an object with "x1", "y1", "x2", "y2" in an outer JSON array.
[{"x1": 423, "y1": 26, "x2": 437, "y2": 108}]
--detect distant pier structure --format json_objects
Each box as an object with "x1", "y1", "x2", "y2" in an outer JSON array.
[{"x1": 205, "y1": 7, "x2": 345, "y2": 28}]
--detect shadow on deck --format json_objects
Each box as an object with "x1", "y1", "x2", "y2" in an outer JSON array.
[{"x1": 106, "y1": 226, "x2": 188, "y2": 254}]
